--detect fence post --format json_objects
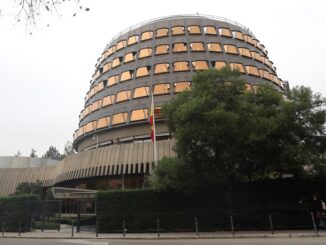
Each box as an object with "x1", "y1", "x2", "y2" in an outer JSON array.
[
  {"x1": 41, "y1": 200, "x2": 45, "y2": 232},
  {"x1": 18, "y1": 221, "x2": 21, "y2": 237},
  {"x1": 58, "y1": 200, "x2": 61, "y2": 232},
  {"x1": 195, "y1": 217, "x2": 199, "y2": 237},
  {"x1": 71, "y1": 220, "x2": 74, "y2": 237},
  {"x1": 311, "y1": 212, "x2": 318, "y2": 236},
  {"x1": 122, "y1": 219, "x2": 126, "y2": 237},
  {"x1": 230, "y1": 215, "x2": 235, "y2": 235},
  {"x1": 268, "y1": 214, "x2": 274, "y2": 234},
  {"x1": 156, "y1": 218, "x2": 160, "y2": 238},
  {"x1": 2, "y1": 221, "x2": 4, "y2": 237}
]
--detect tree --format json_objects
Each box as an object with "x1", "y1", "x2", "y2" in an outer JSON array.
[
  {"x1": 62, "y1": 141, "x2": 75, "y2": 158},
  {"x1": 14, "y1": 180, "x2": 43, "y2": 196},
  {"x1": 30, "y1": 148, "x2": 37, "y2": 158},
  {"x1": 152, "y1": 67, "x2": 326, "y2": 193},
  {"x1": 14, "y1": 150, "x2": 21, "y2": 157},
  {"x1": 42, "y1": 146, "x2": 63, "y2": 161}
]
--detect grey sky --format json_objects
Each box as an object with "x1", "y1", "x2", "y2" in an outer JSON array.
[{"x1": 0, "y1": 0, "x2": 325, "y2": 156}]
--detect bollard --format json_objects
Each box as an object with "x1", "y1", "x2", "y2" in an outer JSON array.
[
  {"x1": 156, "y1": 218, "x2": 160, "y2": 238},
  {"x1": 311, "y1": 212, "x2": 318, "y2": 236},
  {"x1": 195, "y1": 217, "x2": 199, "y2": 237},
  {"x1": 230, "y1": 215, "x2": 235, "y2": 235},
  {"x1": 71, "y1": 220, "x2": 74, "y2": 237},
  {"x1": 268, "y1": 214, "x2": 274, "y2": 234},
  {"x1": 2, "y1": 222, "x2": 4, "y2": 237},
  {"x1": 122, "y1": 219, "x2": 126, "y2": 237},
  {"x1": 18, "y1": 221, "x2": 21, "y2": 237}
]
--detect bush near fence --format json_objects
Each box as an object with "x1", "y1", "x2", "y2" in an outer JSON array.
[
  {"x1": 97, "y1": 178, "x2": 326, "y2": 233},
  {"x1": 0, "y1": 194, "x2": 39, "y2": 232}
]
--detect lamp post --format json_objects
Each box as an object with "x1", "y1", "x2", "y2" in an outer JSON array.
[{"x1": 92, "y1": 134, "x2": 99, "y2": 149}]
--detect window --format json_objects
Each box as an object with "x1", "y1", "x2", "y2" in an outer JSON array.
[
  {"x1": 239, "y1": 48, "x2": 252, "y2": 58},
  {"x1": 97, "y1": 82, "x2": 104, "y2": 92},
  {"x1": 232, "y1": 31, "x2": 244, "y2": 40},
  {"x1": 224, "y1": 44, "x2": 238, "y2": 54},
  {"x1": 243, "y1": 35, "x2": 255, "y2": 45},
  {"x1": 188, "y1": 25, "x2": 201, "y2": 34},
  {"x1": 172, "y1": 26, "x2": 185, "y2": 35},
  {"x1": 136, "y1": 66, "x2": 151, "y2": 77},
  {"x1": 107, "y1": 45, "x2": 116, "y2": 57},
  {"x1": 107, "y1": 75, "x2": 119, "y2": 87},
  {"x1": 192, "y1": 61, "x2": 209, "y2": 70},
  {"x1": 156, "y1": 28, "x2": 169, "y2": 38},
  {"x1": 130, "y1": 109, "x2": 149, "y2": 121},
  {"x1": 112, "y1": 57, "x2": 122, "y2": 68},
  {"x1": 155, "y1": 44, "x2": 169, "y2": 55},
  {"x1": 116, "y1": 40, "x2": 126, "y2": 51},
  {"x1": 264, "y1": 58, "x2": 273, "y2": 68},
  {"x1": 141, "y1": 31, "x2": 153, "y2": 41},
  {"x1": 218, "y1": 28, "x2": 232, "y2": 37},
  {"x1": 245, "y1": 65, "x2": 260, "y2": 77},
  {"x1": 97, "y1": 117, "x2": 110, "y2": 129},
  {"x1": 133, "y1": 86, "x2": 149, "y2": 98},
  {"x1": 116, "y1": 90, "x2": 131, "y2": 103},
  {"x1": 173, "y1": 61, "x2": 189, "y2": 72},
  {"x1": 154, "y1": 83, "x2": 170, "y2": 95},
  {"x1": 91, "y1": 100, "x2": 102, "y2": 112},
  {"x1": 207, "y1": 43, "x2": 222, "y2": 52},
  {"x1": 190, "y1": 42, "x2": 205, "y2": 51},
  {"x1": 230, "y1": 63, "x2": 245, "y2": 73},
  {"x1": 124, "y1": 52, "x2": 136, "y2": 63},
  {"x1": 174, "y1": 82, "x2": 191, "y2": 93},
  {"x1": 259, "y1": 69, "x2": 272, "y2": 81},
  {"x1": 120, "y1": 70, "x2": 133, "y2": 82},
  {"x1": 139, "y1": 48, "x2": 152, "y2": 58},
  {"x1": 102, "y1": 95, "x2": 115, "y2": 107},
  {"x1": 154, "y1": 63, "x2": 169, "y2": 74},
  {"x1": 173, "y1": 42, "x2": 187, "y2": 52},
  {"x1": 127, "y1": 35, "x2": 139, "y2": 46},
  {"x1": 85, "y1": 121, "x2": 96, "y2": 133},
  {"x1": 214, "y1": 61, "x2": 226, "y2": 70},
  {"x1": 204, "y1": 26, "x2": 217, "y2": 35},
  {"x1": 112, "y1": 112, "x2": 128, "y2": 125},
  {"x1": 251, "y1": 51, "x2": 263, "y2": 62},
  {"x1": 102, "y1": 62, "x2": 112, "y2": 73},
  {"x1": 83, "y1": 106, "x2": 91, "y2": 117},
  {"x1": 93, "y1": 70, "x2": 100, "y2": 80}
]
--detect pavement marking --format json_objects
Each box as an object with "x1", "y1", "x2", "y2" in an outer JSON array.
[{"x1": 59, "y1": 240, "x2": 109, "y2": 245}]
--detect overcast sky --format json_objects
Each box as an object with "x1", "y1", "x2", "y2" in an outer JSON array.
[{"x1": 0, "y1": 0, "x2": 325, "y2": 157}]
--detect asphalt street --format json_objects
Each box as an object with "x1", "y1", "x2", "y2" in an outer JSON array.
[{"x1": 1, "y1": 238, "x2": 326, "y2": 245}]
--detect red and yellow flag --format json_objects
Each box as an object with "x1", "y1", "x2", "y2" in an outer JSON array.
[{"x1": 149, "y1": 97, "x2": 155, "y2": 142}]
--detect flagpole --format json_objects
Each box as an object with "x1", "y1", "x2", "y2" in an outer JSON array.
[{"x1": 151, "y1": 92, "x2": 158, "y2": 166}]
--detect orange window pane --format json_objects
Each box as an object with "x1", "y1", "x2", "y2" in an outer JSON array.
[
  {"x1": 112, "y1": 112, "x2": 128, "y2": 125},
  {"x1": 246, "y1": 66, "x2": 260, "y2": 77},
  {"x1": 244, "y1": 35, "x2": 255, "y2": 45},
  {"x1": 251, "y1": 51, "x2": 263, "y2": 62},
  {"x1": 107, "y1": 45, "x2": 116, "y2": 57},
  {"x1": 239, "y1": 48, "x2": 252, "y2": 58},
  {"x1": 85, "y1": 121, "x2": 95, "y2": 133},
  {"x1": 214, "y1": 61, "x2": 226, "y2": 70},
  {"x1": 259, "y1": 69, "x2": 272, "y2": 81},
  {"x1": 134, "y1": 86, "x2": 149, "y2": 98},
  {"x1": 154, "y1": 83, "x2": 170, "y2": 95},
  {"x1": 173, "y1": 61, "x2": 189, "y2": 72},
  {"x1": 102, "y1": 62, "x2": 112, "y2": 73},
  {"x1": 116, "y1": 40, "x2": 126, "y2": 51},
  {"x1": 154, "y1": 63, "x2": 169, "y2": 74},
  {"x1": 127, "y1": 35, "x2": 139, "y2": 46},
  {"x1": 130, "y1": 109, "x2": 149, "y2": 121},
  {"x1": 224, "y1": 44, "x2": 238, "y2": 54},
  {"x1": 207, "y1": 43, "x2": 222, "y2": 52},
  {"x1": 190, "y1": 42, "x2": 205, "y2": 51},
  {"x1": 204, "y1": 26, "x2": 217, "y2": 35},
  {"x1": 97, "y1": 117, "x2": 110, "y2": 129},
  {"x1": 174, "y1": 82, "x2": 191, "y2": 93},
  {"x1": 172, "y1": 26, "x2": 185, "y2": 35},
  {"x1": 188, "y1": 25, "x2": 201, "y2": 34},
  {"x1": 139, "y1": 48, "x2": 152, "y2": 58},
  {"x1": 112, "y1": 57, "x2": 121, "y2": 68},
  {"x1": 102, "y1": 95, "x2": 115, "y2": 107},
  {"x1": 84, "y1": 106, "x2": 91, "y2": 116},
  {"x1": 173, "y1": 43, "x2": 187, "y2": 52},
  {"x1": 107, "y1": 75, "x2": 119, "y2": 87},
  {"x1": 156, "y1": 28, "x2": 169, "y2": 38},
  {"x1": 141, "y1": 31, "x2": 153, "y2": 41},
  {"x1": 93, "y1": 70, "x2": 100, "y2": 80},
  {"x1": 155, "y1": 45, "x2": 169, "y2": 55},
  {"x1": 233, "y1": 31, "x2": 244, "y2": 40},
  {"x1": 192, "y1": 61, "x2": 209, "y2": 70},
  {"x1": 218, "y1": 28, "x2": 232, "y2": 37},
  {"x1": 120, "y1": 70, "x2": 133, "y2": 82},
  {"x1": 124, "y1": 52, "x2": 135, "y2": 63},
  {"x1": 97, "y1": 82, "x2": 104, "y2": 92},
  {"x1": 136, "y1": 66, "x2": 150, "y2": 77},
  {"x1": 230, "y1": 63, "x2": 245, "y2": 73},
  {"x1": 91, "y1": 100, "x2": 102, "y2": 112},
  {"x1": 116, "y1": 90, "x2": 131, "y2": 103}
]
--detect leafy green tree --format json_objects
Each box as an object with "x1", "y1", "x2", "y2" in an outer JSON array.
[
  {"x1": 30, "y1": 148, "x2": 37, "y2": 158},
  {"x1": 42, "y1": 146, "x2": 63, "y2": 161},
  {"x1": 62, "y1": 141, "x2": 75, "y2": 159},
  {"x1": 152, "y1": 67, "x2": 326, "y2": 193},
  {"x1": 14, "y1": 180, "x2": 43, "y2": 196}
]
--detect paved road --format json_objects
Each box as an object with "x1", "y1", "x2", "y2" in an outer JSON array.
[{"x1": 1, "y1": 238, "x2": 326, "y2": 245}]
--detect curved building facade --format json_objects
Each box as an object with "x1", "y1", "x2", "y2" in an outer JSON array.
[{"x1": 0, "y1": 15, "x2": 287, "y2": 196}]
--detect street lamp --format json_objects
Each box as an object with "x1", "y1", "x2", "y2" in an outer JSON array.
[{"x1": 92, "y1": 134, "x2": 98, "y2": 149}]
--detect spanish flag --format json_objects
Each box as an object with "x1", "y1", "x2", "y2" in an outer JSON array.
[{"x1": 149, "y1": 94, "x2": 155, "y2": 143}]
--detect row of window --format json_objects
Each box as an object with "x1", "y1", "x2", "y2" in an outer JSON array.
[
  {"x1": 86, "y1": 62, "x2": 282, "y2": 102},
  {"x1": 75, "y1": 107, "x2": 164, "y2": 140},
  {"x1": 93, "y1": 43, "x2": 273, "y2": 81},
  {"x1": 97, "y1": 25, "x2": 266, "y2": 65},
  {"x1": 81, "y1": 82, "x2": 190, "y2": 120}
]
